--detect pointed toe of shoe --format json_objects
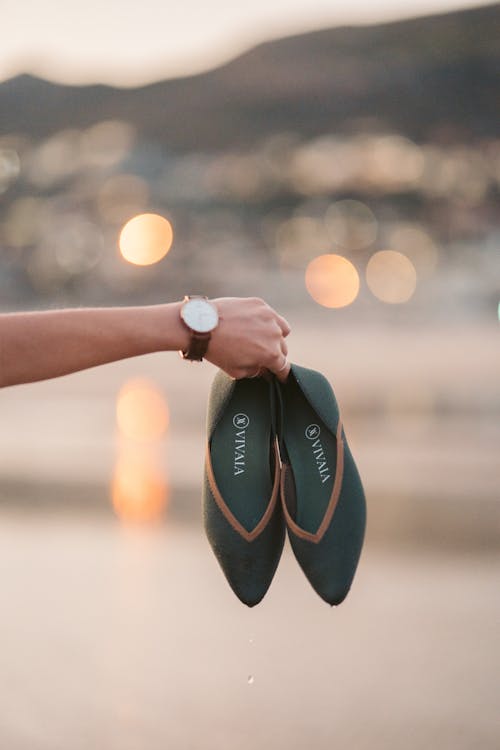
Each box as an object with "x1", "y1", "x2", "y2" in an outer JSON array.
[
  {"x1": 278, "y1": 364, "x2": 366, "y2": 605},
  {"x1": 203, "y1": 372, "x2": 285, "y2": 606},
  {"x1": 203, "y1": 479, "x2": 285, "y2": 606},
  {"x1": 284, "y1": 450, "x2": 366, "y2": 604},
  {"x1": 286, "y1": 532, "x2": 356, "y2": 605}
]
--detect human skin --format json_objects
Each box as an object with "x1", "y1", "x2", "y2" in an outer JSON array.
[{"x1": 0, "y1": 297, "x2": 290, "y2": 388}]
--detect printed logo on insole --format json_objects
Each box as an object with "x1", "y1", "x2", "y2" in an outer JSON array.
[
  {"x1": 305, "y1": 424, "x2": 320, "y2": 440},
  {"x1": 305, "y1": 424, "x2": 331, "y2": 484},
  {"x1": 233, "y1": 413, "x2": 249, "y2": 476}
]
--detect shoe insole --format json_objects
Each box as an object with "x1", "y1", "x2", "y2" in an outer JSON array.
[
  {"x1": 281, "y1": 376, "x2": 337, "y2": 534},
  {"x1": 210, "y1": 379, "x2": 273, "y2": 533}
]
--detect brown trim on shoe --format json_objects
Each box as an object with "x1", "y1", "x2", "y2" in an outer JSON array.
[
  {"x1": 205, "y1": 439, "x2": 281, "y2": 543},
  {"x1": 280, "y1": 420, "x2": 345, "y2": 544}
]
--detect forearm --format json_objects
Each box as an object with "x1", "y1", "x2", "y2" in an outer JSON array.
[{"x1": 0, "y1": 303, "x2": 189, "y2": 387}]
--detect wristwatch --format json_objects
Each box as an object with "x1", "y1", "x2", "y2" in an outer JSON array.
[{"x1": 179, "y1": 295, "x2": 219, "y2": 361}]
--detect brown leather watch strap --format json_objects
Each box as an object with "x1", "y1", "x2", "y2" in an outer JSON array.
[{"x1": 181, "y1": 331, "x2": 211, "y2": 361}]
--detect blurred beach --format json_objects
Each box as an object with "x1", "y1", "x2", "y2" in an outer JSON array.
[
  {"x1": 0, "y1": 515, "x2": 498, "y2": 750},
  {"x1": 1, "y1": 317, "x2": 499, "y2": 749}
]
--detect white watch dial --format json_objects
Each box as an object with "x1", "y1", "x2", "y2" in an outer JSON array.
[{"x1": 181, "y1": 299, "x2": 219, "y2": 333}]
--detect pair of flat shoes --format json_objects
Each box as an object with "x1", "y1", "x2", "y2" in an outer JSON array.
[{"x1": 203, "y1": 363, "x2": 366, "y2": 606}]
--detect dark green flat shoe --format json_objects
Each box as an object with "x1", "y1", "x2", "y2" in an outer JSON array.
[
  {"x1": 277, "y1": 364, "x2": 366, "y2": 605},
  {"x1": 203, "y1": 370, "x2": 285, "y2": 607}
]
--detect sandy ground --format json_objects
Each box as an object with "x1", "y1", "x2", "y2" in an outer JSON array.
[{"x1": 0, "y1": 512, "x2": 498, "y2": 750}]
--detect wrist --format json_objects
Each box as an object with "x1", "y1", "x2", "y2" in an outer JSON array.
[{"x1": 147, "y1": 302, "x2": 190, "y2": 353}]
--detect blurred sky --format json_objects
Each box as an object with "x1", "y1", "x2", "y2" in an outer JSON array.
[{"x1": 1, "y1": 0, "x2": 492, "y2": 86}]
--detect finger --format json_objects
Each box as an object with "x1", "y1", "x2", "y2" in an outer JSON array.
[
  {"x1": 235, "y1": 368, "x2": 252, "y2": 380},
  {"x1": 275, "y1": 314, "x2": 291, "y2": 337},
  {"x1": 267, "y1": 351, "x2": 290, "y2": 383},
  {"x1": 226, "y1": 366, "x2": 247, "y2": 380},
  {"x1": 275, "y1": 359, "x2": 290, "y2": 383}
]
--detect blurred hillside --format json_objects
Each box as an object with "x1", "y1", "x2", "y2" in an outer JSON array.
[{"x1": 1, "y1": 3, "x2": 499, "y2": 146}]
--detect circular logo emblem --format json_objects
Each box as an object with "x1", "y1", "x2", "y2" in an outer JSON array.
[
  {"x1": 305, "y1": 424, "x2": 320, "y2": 440},
  {"x1": 233, "y1": 413, "x2": 250, "y2": 429}
]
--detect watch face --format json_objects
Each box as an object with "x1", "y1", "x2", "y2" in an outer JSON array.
[{"x1": 181, "y1": 298, "x2": 219, "y2": 333}]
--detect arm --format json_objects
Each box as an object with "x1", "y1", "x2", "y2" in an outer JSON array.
[{"x1": 0, "y1": 297, "x2": 290, "y2": 388}]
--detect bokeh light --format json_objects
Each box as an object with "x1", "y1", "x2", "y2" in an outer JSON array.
[
  {"x1": 113, "y1": 378, "x2": 170, "y2": 523},
  {"x1": 112, "y1": 450, "x2": 169, "y2": 523},
  {"x1": 420, "y1": 145, "x2": 489, "y2": 204},
  {"x1": 366, "y1": 250, "x2": 417, "y2": 304},
  {"x1": 305, "y1": 254, "x2": 360, "y2": 308},
  {"x1": 116, "y1": 379, "x2": 169, "y2": 441},
  {"x1": 275, "y1": 216, "x2": 329, "y2": 270},
  {"x1": 119, "y1": 213, "x2": 173, "y2": 266},
  {"x1": 361, "y1": 134, "x2": 425, "y2": 190},
  {"x1": 53, "y1": 219, "x2": 103, "y2": 274},
  {"x1": 26, "y1": 130, "x2": 82, "y2": 188},
  {"x1": 96, "y1": 173, "x2": 150, "y2": 224},
  {"x1": 325, "y1": 199, "x2": 378, "y2": 250},
  {"x1": 3, "y1": 196, "x2": 46, "y2": 248},
  {"x1": 288, "y1": 136, "x2": 348, "y2": 195},
  {"x1": 387, "y1": 223, "x2": 439, "y2": 278},
  {"x1": 25, "y1": 212, "x2": 102, "y2": 290},
  {"x1": 81, "y1": 120, "x2": 135, "y2": 169},
  {"x1": 0, "y1": 147, "x2": 21, "y2": 193}
]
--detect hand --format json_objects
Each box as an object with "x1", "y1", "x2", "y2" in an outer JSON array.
[{"x1": 206, "y1": 297, "x2": 291, "y2": 381}]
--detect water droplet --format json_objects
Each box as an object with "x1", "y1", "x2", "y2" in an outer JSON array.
[{"x1": 247, "y1": 675, "x2": 254, "y2": 685}]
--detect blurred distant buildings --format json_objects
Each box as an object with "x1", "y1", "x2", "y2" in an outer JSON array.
[
  {"x1": 1, "y1": 121, "x2": 498, "y2": 319},
  {"x1": 0, "y1": 3, "x2": 499, "y2": 319}
]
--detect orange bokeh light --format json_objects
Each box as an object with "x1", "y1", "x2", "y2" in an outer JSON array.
[
  {"x1": 112, "y1": 452, "x2": 169, "y2": 523},
  {"x1": 305, "y1": 254, "x2": 360, "y2": 308},
  {"x1": 113, "y1": 378, "x2": 170, "y2": 523},
  {"x1": 116, "y1": 379, "x2": 169, "y2": 440},
  {"x1": 119, "y1": 213, "x2": 173, "y2": 265}
]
